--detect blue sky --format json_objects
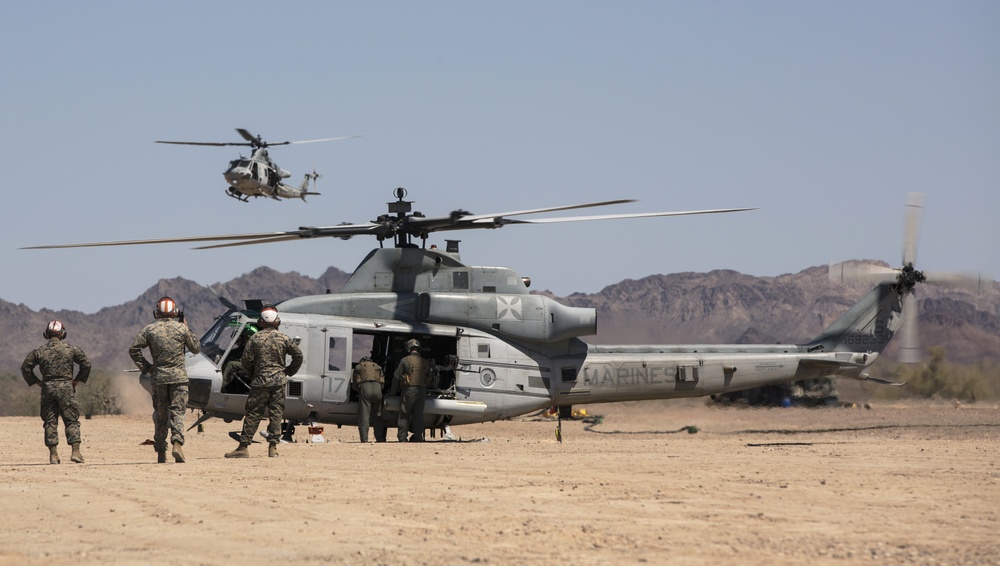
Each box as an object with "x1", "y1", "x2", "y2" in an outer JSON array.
[{"x1": 3, "y1": 2, "x2": 998, "y2": 313}]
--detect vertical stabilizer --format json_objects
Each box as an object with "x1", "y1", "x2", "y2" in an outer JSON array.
[
  {"x1": 804, "y1": 284, "x2": 904, "y2": 354},
  {"x1": 298, "y1": 172, "x2": 321, "y2": 201}
]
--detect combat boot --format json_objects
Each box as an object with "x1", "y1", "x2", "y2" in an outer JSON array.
[
  {"x1": 70, "y1": 443, "x2": 84, "y2": 463},
  {"x1": 225, "y1": 443, "x2": 250, "y2": 458},
  {"x1": 268, "y1": 443, "x2": 279, "y2": 458},
  {"x1": 171, "y1": 442, "x2": 185, "y2": 463},
  {"x1": 157, "y1": 451, "x2": 167, "y2": 463},
  {"x1": 48, "y1": 446, "x2": 60, "y2": 465}
]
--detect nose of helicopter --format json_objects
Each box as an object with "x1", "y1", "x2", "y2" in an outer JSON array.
[
  {"x1": 223, "y1": 167, "x2": 243, "y2": 186},
  {"x1": 223, "y1": 167, "x2": 256, "y2": 192},
  {"x1": 185, "y1": 353, "x2": 222, "y2": 410}
]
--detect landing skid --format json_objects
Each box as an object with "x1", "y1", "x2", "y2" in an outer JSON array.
[{"x1": 226, "y1": 188, "x2": 250, "y2": 202}]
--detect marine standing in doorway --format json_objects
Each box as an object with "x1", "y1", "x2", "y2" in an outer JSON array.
[
  {"x1": 128, "y1": 296, "x2": 201, "y2": 464},
  {"x1": 225, "y1": 306, "x2": 302, "y2": 458},
  {"x1": 390, "y1": 339, "x2": 432, "y2": 442},
  {"x1": 21, "y1": 320, "x2": 92, "y2": 464},
  {"x1": 352, "y1": 354, "x2": 385, "y2": 443}
]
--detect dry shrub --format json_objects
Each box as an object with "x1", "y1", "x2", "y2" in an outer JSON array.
[{"x1": 872, "y1": 347, "x2": 1000, "y2": 402}]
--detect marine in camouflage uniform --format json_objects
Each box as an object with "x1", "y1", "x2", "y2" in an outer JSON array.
[
  {"x1": 129, "y1": 297, "x2": 201, "y2": 463},
  {"x1": 390, "y1": 339, "x2": 432, "y2": 442},
  {"x1": 352, "y1": 356, "x2": 385, "y2": 442},
  {"x1": 21, "y1": 320, "x2": 91, "y2": 464},
  {"x1": 226, "y1": 306, "x2": 303, "y2": 458}
]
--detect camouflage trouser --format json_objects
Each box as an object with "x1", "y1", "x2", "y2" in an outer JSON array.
[
  {"x1": 396, "y1": 385, "x2": 426, "y2": 442},
  {"x1": 357, "y1": 381, "x2": 385, "y2": 442},
  {"x1": 40, "y1": 380, "x2": 81, "y2": 447},
  {"x1": 240, "y1": 385, "x2": 285, "y2": 446},
  {"x1": 152, "y1": 382, "x2": 188, "y2": 452}
]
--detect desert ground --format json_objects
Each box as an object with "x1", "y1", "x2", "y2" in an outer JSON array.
[{"x1": 1, "y1": 396, "x2": 998, "y2": 566}]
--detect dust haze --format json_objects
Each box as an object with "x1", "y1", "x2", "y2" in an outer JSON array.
[{"x1": 114, "y1": 373, "x2": 153, "y2": 416}]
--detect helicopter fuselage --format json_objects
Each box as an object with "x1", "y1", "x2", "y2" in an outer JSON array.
[
  {"x1": 223, "y1": 149, "x2": 297, "y2": 201},
  {"x1": 180, "y1": 310, "x2": 877, "y2": 428},
  {"x1": 170, "y1": 246, "x2": 890, "y2": 432}
]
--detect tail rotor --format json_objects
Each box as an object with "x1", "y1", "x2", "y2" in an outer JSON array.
[
  {"x1": 297, "y1": 166, "x2": 322, "y2": 202},
  {"x1": 829, "y1": 193, "x2": 991, "y2": 363},
  {"x1": 902, "y1": 192, "x2": 924, "y2": 269}
]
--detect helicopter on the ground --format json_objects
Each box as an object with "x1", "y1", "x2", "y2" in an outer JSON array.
[
  {"x1": 156, "y1": 128, "x2": 358, "y2": 202},
  {"x1": 23, "y1": 190, "x2": 985, "y2": 440}
]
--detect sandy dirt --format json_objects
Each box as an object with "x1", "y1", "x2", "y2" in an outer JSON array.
[{"x1": 1, "y1": 398, "x2": 998, "y2": 565}]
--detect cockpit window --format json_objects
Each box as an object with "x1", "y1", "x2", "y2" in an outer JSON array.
[{"x1": 200, "y1": 312, "x2": 246, "y2": 366}]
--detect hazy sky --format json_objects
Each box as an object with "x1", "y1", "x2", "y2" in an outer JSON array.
[{"x1": 3, "y1": 2, "x2": 998, "y2": 313}]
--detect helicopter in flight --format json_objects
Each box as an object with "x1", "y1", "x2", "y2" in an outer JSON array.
[
  {"x1": 155, "y1": 128, "x2": 358, "y2": 202},
  {"x1": 23, "y1": 190, "x2": 984, "y2": 441}
]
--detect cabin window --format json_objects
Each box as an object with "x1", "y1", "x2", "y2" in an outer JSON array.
[
  {"x1": 328, "y1": 336, "x2": 347, "y2": 372},
  {"x1": 453, "y1": 271, "x2": 469, "y2": 290},
  {"x1": 477, "y1": 344, "x2": 490, "y2": 358},
  {"x1": 561, "y1": 367, "x2": 577, "y2": 383}
]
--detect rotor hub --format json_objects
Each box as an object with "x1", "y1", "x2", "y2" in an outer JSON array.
[{"x1": 895, "y1": 264, "x2": 926, "y2": 292}]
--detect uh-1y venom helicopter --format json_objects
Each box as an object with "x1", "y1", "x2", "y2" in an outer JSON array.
[
  {"x1": 23, "y1": 190, "x2": 985, "y2": 441},
  {"x1": 156, "y1": 128, "x2": 358, "y2": 202}
]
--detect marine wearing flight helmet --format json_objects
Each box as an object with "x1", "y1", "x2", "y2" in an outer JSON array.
[
  {"x1": 225, "y1": 305, "x2": 303, "y2": 459},
  {"x1": 21, "y1": 320, "x2": 92, "y2": 464},
  {"x1": 128, "y1": 296, "x2": 201, "y2": 463},
  {"x1": 390, "y1": 339, "x2": 432, "y2": 442}
]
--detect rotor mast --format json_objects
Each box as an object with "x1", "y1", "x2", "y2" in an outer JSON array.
[{"x1": 382, "y1": 187, "x2": 424, "y2": 248}]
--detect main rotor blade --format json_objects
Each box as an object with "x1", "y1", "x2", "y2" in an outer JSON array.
[
  {"x1": 195, "y1": 223, "x2": 385, "y2": 248},
  {"x1": 279, "y1": 135, "x2": 362, "y2": 145},
  {"x1": 21, "y1": 222, "x2": 385, "y2": 250},
  {"x1": 409, "y1": 207, "x2": 755, "y2": 234},
  {"x1": 194, "y1": 235, "x2": 312, "y2": 249},
  {"x1": 897, "y1": 292, "x2": 922, "y2": 363},
  {"x1": 236, "y1": 128, "x2": 258, "y2": 144},
  {"x1": 20, "y1": 233, "x2": 297, "y2": 249},
  {"x1": 492, "y1": 207, "x2": 757, "y2": 225},
  {"x1": 902, "y1": 192, "x2": 924, "y2": 267},
  {"x1": 455, "y1": 199, "x2": 636, "y2": 223},
  {"x1": 257, "y1": 136, "x2": 362, "y2": 147},
  {"x1": 155, "y1": 140, "x2": 251, "y2": 147}
]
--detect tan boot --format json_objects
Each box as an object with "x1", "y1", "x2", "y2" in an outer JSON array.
[
  {"x1": 48, "y1": 446, "x2": 60, "y2": 465},
  {"x1": 157, "y1": 451, "x2": 167, "y2": 464},
  {"x1": 225, "y1": 443, "x2": 250, "y2": 458},
  {"x1": 268, "y1": 443, "x2": 279, "y2": 458},
  {"x1": 171, "y1": 442, "x2": 185, "y2": 463},
  {"x1": 70, "y1": 443, "x2": 84, "y2": 464}
]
